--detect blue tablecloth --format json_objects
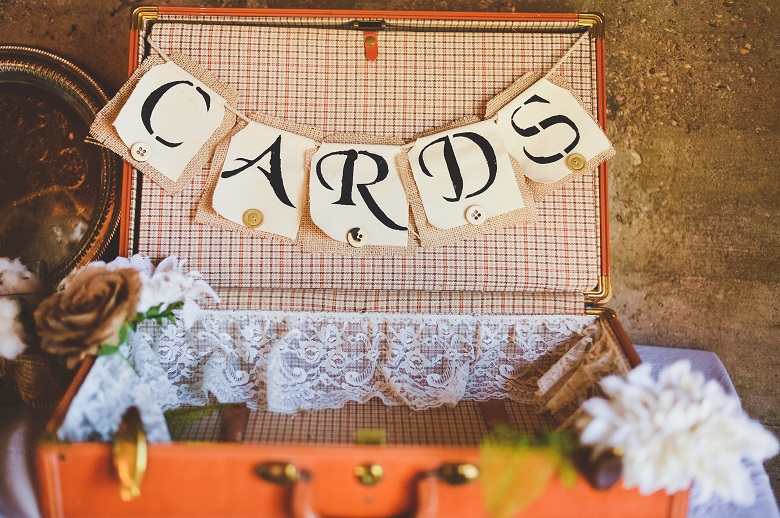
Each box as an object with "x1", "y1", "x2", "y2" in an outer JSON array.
[{"x1": 1, "y1": 345, "x2": 777, "y2": 517}]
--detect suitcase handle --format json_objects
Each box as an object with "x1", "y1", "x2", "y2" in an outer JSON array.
[{"x1": 288, "y1": 464, "x2": 479, "y2": 518}]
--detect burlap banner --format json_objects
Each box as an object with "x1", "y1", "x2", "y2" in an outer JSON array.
[{"x1": 89, "y1": 33, "x2": 612, "y2": 255}]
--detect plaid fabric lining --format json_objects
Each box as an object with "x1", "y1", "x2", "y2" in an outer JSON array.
[
  {"x1": 171, "y1": 399, "x2": 559, "y2": 446},
  {"x1": 206, "y1": 287, "x2": 585, "y2": 314},
  {"x1": 129, "y1": 17, "x2": 602, "y2": 313}
]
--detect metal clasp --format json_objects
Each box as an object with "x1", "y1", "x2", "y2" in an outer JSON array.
[
  {"x1": 254, "y1": 461, "x2": 299, "y2": 486},
  {"x1": 352, "y1": 20, "x2": 386, "y2": 31},
  {"x1": 112, "y1": 406, "x2": 147, "y2": 501},
  {"x1": 434, "y1": 463, "x2": 480, "y2": 485}
]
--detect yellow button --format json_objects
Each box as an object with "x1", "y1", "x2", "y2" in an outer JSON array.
[
  {"x1": 565, "y1": 153, "x2": 587, "y2": 172},
  {"x1": 130, "y1": 142, "x2": 151, "y2": 162},
  {"x1": 465, "y1": 205, "x2": 486, "y2": 225},
  {"x1": 365, "y1": 36, "x2": 376, "y2": 47},
  {"x1": 242, "y1": 209, "x2": 264, "y2": 228},
  {"x1": 347, "y1": 227, "x2": 367, "y2": 248}
]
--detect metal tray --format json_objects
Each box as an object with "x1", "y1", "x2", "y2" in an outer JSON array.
[{"x1": 0, "y1": 46, "x2": 120, "y2": 282}]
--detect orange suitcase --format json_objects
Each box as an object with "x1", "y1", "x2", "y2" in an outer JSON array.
[{"x1": 37, "y1": 7, "x2": 688, "y2": 517}]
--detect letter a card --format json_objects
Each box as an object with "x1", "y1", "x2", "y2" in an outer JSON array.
[
  {"x1": 89, "y1": 53, "x2": 239, "y2": 196},
  {"x1": 196, "y1": 114, "x2": 322, "y2": 241}
]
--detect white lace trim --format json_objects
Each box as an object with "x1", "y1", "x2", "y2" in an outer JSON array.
[
  {"x1": 58, "y1": 343, "x2": 172, "y2": 443},
  {"x1": 60, "y1": 310, "x2": 601, "y2": 442}
]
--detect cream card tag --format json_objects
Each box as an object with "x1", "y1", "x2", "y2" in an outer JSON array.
[
  {"x1": 211, "y1": 121, "x2": 316, "y2": 239},
  {"x1": 112, "y1": 60, "x2": 229, "y2": 183},
  {"x1": 407, "y1": 120, "x2": 524, "y2": 230},
  {"x1": 309, "y1": 143, "x2": 408, "y2": 247},
  {"x1": 496, "y1": 77, "x2": 612, "y2": 184}
]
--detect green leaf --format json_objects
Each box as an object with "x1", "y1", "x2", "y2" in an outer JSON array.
[
  {"x1": 478, "y1": 428, "x2": 578, "y2": 518},
  {"x1": 558, "y1": 456, "x2": 578, "y2": 489},
  {"x1": 118, "y1": 322, "x2": 131, "y2": 345},
  {"x1": 97, "y1": 343, "x2": 120, "y2": 356},
  {"x1": 164, "y1": 403, "x2": 236, "y2": 435}
]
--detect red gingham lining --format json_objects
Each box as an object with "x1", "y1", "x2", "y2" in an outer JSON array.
[
  {"x1": 129, "y1": 17, "x2": 602, "y2": 315},
  {"x1": 171, "y1": 399, "x2": 558, "y2": 445}
]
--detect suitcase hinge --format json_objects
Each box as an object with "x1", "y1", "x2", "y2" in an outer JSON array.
[{"x1": 584, "y1": 275, "x2": 612, "y2": 305}]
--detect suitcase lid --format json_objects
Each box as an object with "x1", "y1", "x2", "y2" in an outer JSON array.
[{"x1": 120, "y1": 9, "x2": 610, "y2": 316}]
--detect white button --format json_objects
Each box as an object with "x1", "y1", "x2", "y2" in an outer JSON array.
[
  {"x1": 130, "y1": 142, "x2": 151, "y2": 162},
  {"x1": 347, "y1": 227, "x2": 367, "y2": 248},
  {"x1": 465, "y1": 205, "x2": 486, "y2": 225}
]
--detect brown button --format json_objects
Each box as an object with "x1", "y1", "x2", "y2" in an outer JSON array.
[
  {"x1": 565, "y1": 153, "x2": 587, "y2": 172},
  {"x1": 465, "y1": 205, "x2": 486, "y2": 225},
  {"x1": 130, "y1": 142, "x2": 151, "y2": 162},
  {"x1": 365, "y1": 35, "x2": 376, "y2": 47},
  {"x1": 347, "y1": 227, "x2": 367, "y2": 248},
  {"x1": 242, "y1": 209, "x2": 264, "y2": 228}
]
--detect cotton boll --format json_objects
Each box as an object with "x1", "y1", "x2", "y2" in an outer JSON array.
[
  {"x1": 0, "y1": 298, "x2": 26, "y2": 359},
  {"x1": 0, "y1": 258, "x2": 41, "y2": 295}
]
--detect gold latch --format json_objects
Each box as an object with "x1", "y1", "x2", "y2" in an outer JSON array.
[
  {"x1": 112, "y1": 406, "x2": 147, "y2": 502},
  {"x1": 355, "y1": 463, "x2": 384, "y2": 485},
  {"x1": 254, "y1": 461, "x2": 299, "y2": 485},
  {"x1": 435, "y1": 463, "x2": 480, "y2": 485}
]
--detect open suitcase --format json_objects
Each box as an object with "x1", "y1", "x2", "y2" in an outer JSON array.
[{"x1": 36, "y1": 7, "x2": 690, "y2": 518}]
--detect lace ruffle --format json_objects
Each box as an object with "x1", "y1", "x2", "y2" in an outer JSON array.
[{"x1": 60, "y1": 311, "x2": 603, "y2": 442}]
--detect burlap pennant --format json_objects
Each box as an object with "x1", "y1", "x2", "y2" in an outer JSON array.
[
  {"x1": 486, "y1": 72, "x2": 615, "y2": 202},
  {"x1": 398, "y1": 152, "x2": 536, "y2": 249},
  {"x1": 89, "y1": 53, "x2": 239, "y2": 197},
  {"x1": 297, "y1": 135, "x2": 418, "y2": 257},
  {"x1": 400, "y1": 117, "x2": 537, "y2": 249},
  {"x1": 195, "y1": 113, "x2": 323, "y2": 243}
]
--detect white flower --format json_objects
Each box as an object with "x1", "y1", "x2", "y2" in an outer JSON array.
[
  {"x1": 0, "y1": 258, "x2": 41, "y2": 295},
  {"x1": 580, "y1": 360, "x2": 779, "y2": 506},
  {"x1": 99, "y1": 254, "x2": 218, "y2": 328},
  {"x1": 0, "y1": 298, "x2": 26, "y2": 359},
  {"x1": 60, "y1": 254, "x2": 219, "y2": 329}
]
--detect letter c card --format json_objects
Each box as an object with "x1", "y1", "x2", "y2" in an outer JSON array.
[{"x1": 89, "y1": 53, "x2": 239, "y2": 196}]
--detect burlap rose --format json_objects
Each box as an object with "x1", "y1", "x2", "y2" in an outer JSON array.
[{"x1": 34, "y1": 266, "x2": 142, "y2": 368}]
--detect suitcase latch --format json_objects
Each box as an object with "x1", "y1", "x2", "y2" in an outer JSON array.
[
  {"x1": 352, "y1": 20, "x2": 385, "y2": 61},
  {"x1": 254, "y1": 461, "x2": 299, "y2": 485},
  {"x1": 112, "y1": 407, "x2": 147, "y2": 501}
]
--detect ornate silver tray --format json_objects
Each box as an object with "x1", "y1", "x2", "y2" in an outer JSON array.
[{"x1": 0, "y1": 46, "x2": 119, "y2": 282}]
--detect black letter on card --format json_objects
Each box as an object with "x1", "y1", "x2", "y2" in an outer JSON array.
[
  {"x1": 316, "y1": 150, "x2": 407, "y2": 231},
  {"x1": 141, "y1": 80, "x2": 212, "y2": 148},
  {"x1": 221, "y1": 135, "x2": 295, "y2": 208},
  {"x1": 418, "y1": 132, "x2": 498, "y2": 202},
  {"x1": 511, "y1": 95, "x2": 580, "y2": 164}
]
